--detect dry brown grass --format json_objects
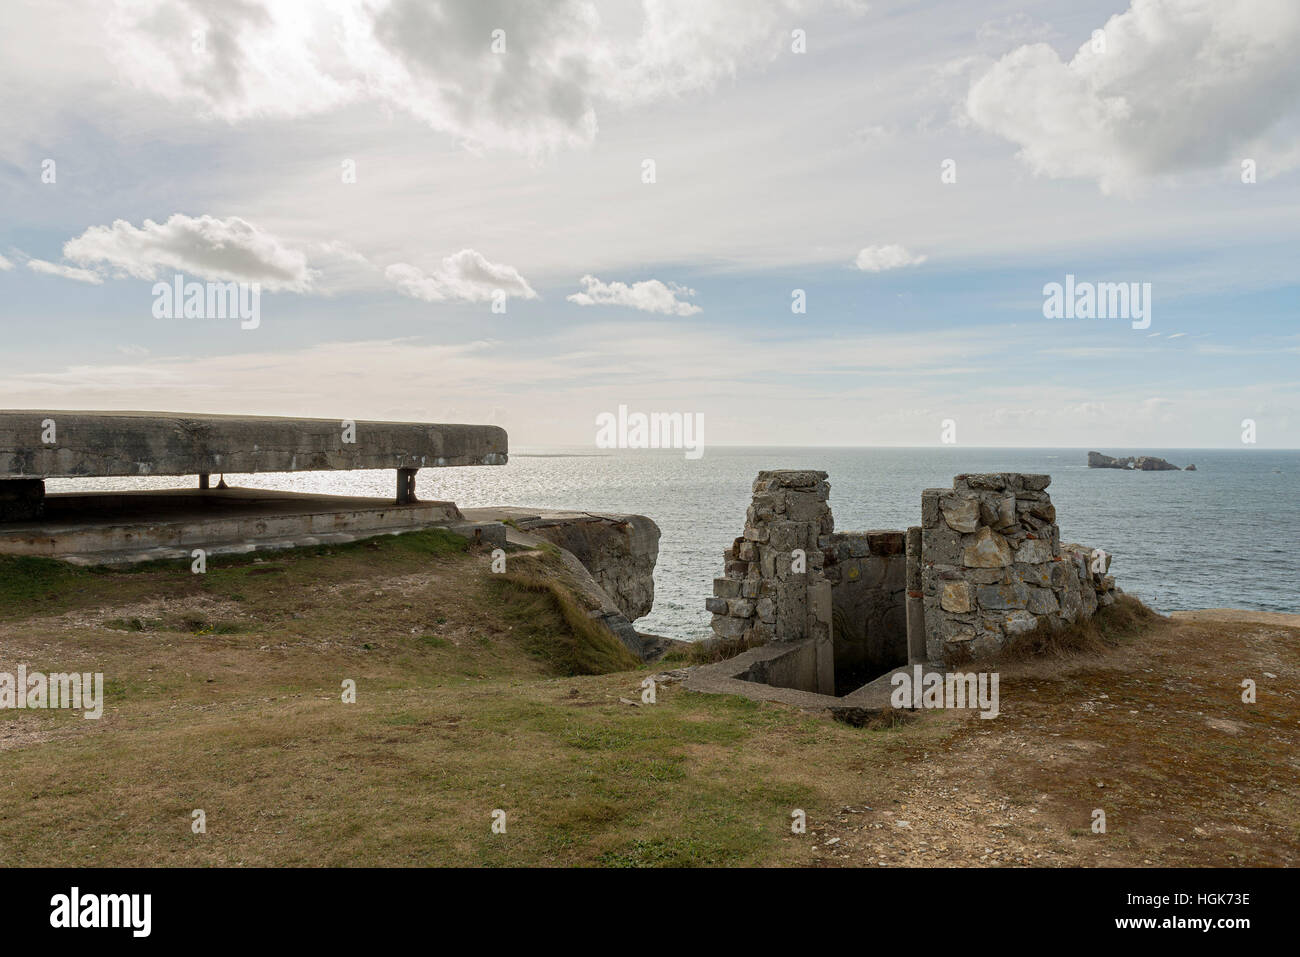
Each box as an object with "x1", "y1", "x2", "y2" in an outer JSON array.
[
  {"x1": 686, "y1": 631, "x2": 770, "y2": 665},
  {"x1": 999, "y1": 593, "x2": 1161, "y2": 660}
]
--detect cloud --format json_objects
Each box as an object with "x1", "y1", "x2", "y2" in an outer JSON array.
[
  {"x1": 386, "y1": 249, "x2": 537, "y2": 304},
  {"x1": 966, "y1": 0, "x2": 1300, "y2": 191},
  {"x1": 26, "y1": 259, "x2": 103, "y2": 284},
  {"x1": 854, "y1": 245, "x2": 927, "y2": 272},
  {"x1": 62, "y1": 214, "x2": 314, "y2": 291},
  {"x1": 567, "y1": 275, "x2": 702, "y2": 316},
  {"x1": 0, "y1": 253, "x2": 12, "y2": 270},
  {"x1": 100, "y1": 0, "x2": 843, "y2": 154}
]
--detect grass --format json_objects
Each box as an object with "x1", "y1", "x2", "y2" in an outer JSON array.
[
  {"x1": 998, "y1": 593, "x2": 1161, "y2": 660},
  {"x1": 489, "y1": 568, "x2": 642, "y2": 676},
  {"x1": 0, "y1": 555, "x2": 99, "y2": 612},
  {"x1": 686, "y1": 631, "x2": 768, "y2": 665},
  {"x1": 1, "y1": 537, "x2": 1295, "y2": 868}
]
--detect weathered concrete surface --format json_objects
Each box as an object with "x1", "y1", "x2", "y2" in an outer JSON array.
[
  {"x1": 0, "y1": 410, "x2": 508, "y2": 478},
  {"x1": 461, "y1": 507, "x2": 659, "y2": 623},
  {"x1": 0, "y1": 488, "x2": 508, "y2": 564},
  {"x1": 682, "y1": 640, "x2": 917, "y2": 721}
]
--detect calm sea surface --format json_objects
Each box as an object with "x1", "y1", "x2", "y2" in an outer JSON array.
[{"x1": 49, "y1": 447, "x2": 1300, "y2": 638}]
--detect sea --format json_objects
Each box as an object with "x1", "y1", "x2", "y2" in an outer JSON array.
[{"x1": 47, "y1": 447, "x2": 1300, "y2": 639}]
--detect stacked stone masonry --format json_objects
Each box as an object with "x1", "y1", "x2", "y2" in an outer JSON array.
[
  {"x1": 707, "y1": 470, "x2": 833, "y2": 648},
  {"x1": 921, "y1": 472, "x2": 1117, "y2": 662},
  {"x1": 708, "y1": 470, "x2": 1121, "y2": 692}
]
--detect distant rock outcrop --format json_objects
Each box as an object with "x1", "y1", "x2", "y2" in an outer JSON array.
[
  {"x1": 1185, "y1": 464, "x2": 1197, "y2": 471},
  {"x1": 1087, "y1": 451, "x2": 1181, "y2": 471}
]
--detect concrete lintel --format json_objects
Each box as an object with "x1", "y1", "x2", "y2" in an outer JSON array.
[{"x1": 0, "y1": 411, "x2": 508, "y2": 479}]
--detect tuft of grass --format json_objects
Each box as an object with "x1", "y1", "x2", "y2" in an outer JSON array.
[
  {"x1": 104, "y1": 617, "x2": 164, "y2": 632},
  {"x1": 488, "y1": 572, "x2": 641, "y2": 676},
  {"x1": 997, "y1": 593, "x2": 1160, "y2": 661},
  {"x1": 687, "y1": 631, "x2": 767, "y2": 665}
]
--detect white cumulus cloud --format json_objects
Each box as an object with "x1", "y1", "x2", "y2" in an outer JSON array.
[
  {"x1": 854, "y1": 245, "x2": 927, "y2": 272},
  {"x1": 386, "y1": 250, "x2": 537, "y2": 304},
  {"x1": 62, "y1": 214, "x2": 315, "y2": 291},
  {"x1": 567, "y1": 275, "x2": 701, "y2": 316},
  {"x1": 966, "y1": 0, "x2": 1300, "y2": 191},
  {"x1": 100, "y1": 0, "x2": 849, "y2": 154},
  {"x1": 26, "y1": 259, "x2": 103, "y2": 284}
]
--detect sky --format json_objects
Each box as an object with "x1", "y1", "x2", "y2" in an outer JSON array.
[{"x1": 0, "y1": 0, "x2": 1297, "y2": 449}]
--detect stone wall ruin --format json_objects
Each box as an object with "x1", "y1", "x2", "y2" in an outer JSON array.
[
  {"x1": 703, "y1": 469, "x2": 1120, "y2": 702},
  {"x1": 921, "y1": 472, "x2": 1117, "y2": 662}
]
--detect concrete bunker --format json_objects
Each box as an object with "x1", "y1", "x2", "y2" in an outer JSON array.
[
  {"x1": 0, "y1": 409, "x2": 673, "y2": 666},
  {"x1": 0, "y1": 410, "x2": 510, "y2": 561},
  {"x1": 687, "y1": 469, "x2": 1120, "y2": 715}
]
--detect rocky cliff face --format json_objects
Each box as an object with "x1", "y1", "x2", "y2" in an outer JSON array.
[
  {"x1": 461, "y1": 507, "x2": 659, "y2": 623},
  {"x1": 516, "y1": 513, "x2": 659, "y2": 622}
]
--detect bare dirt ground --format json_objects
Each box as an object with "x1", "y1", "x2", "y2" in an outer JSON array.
[{"x1": 804, "y1": 611, "x2": 1300, "y2": 867}]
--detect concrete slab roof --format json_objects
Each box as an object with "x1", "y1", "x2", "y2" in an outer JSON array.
[{"x1": 0, "y1": 410, "x2": 508, "y2": 478}]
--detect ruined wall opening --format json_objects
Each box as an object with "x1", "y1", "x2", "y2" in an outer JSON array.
[
  {"x1": 824, "y1": 531, "x2": 909, "y2": 694},
  {"x1": 705, "y1": 471, "x2": 918, "y2": 700},
  {"x1": 695, "y1": 469, "x2": 1121, "y2": 711}
]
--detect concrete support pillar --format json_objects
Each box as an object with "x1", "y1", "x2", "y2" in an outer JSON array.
[
  {"x1": 396, "y1": 468, "x2": 418, "y2": 504},
  {"x1": 199, "y1": 473, "x2": 210, "y2": 490},
  {"x1": 905, "y1": 525, "x2": 927, "y2": 664},
  {"x1": 809, "y1": 579, "x2": 836, "y2": 695},
  {"x1": 0, "y1": 479, "x2": 45, "y2": 522}
]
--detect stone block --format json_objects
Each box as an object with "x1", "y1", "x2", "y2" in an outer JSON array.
[
  {"x1": 1016, "y1": 562, "x2": 1052, "y2": 587},
  {"x1": 1001, "y1": 610, "x2": 1038, "y2": 636},
  {"x1": 728, "y1": 599, "x2": 756, "y2": 618},
  {"x1": 1013, "y1": 538, "x2": 1054, "y2": 564},
  {"x1": 923, "y1": 525, "x2": 964, "y2": 565},
  {"x1": 724, "y1": 560, "x2": 749, "y2": 579},
  {"x1": 962, "y1": 473, "x2": 1010, "y2": 490},
  {"x1": 975, "y1": 582, "x2": 1028, "y2": 609},
  {"x1": 921, "y1": 489, "x2": 942, "y2": 527},
  {"x1": 1025, "y1": 586, "x2": 1059, "y2": 615},
  {"x1": 963, "y1": 527, "x2": 1012, "y2": 567},
  {"x1": 940, "y1": 495, "x2": 980, "y2": 533},
  {"x1": 711, "y1": 615, "x2": 747, "y2": 639},
  {"x1": 769, "y1": 521, "x2": 811, "y2": 552},
  {"x1": 940, "y1": 581, "x2": 974, "y2": 613}
]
